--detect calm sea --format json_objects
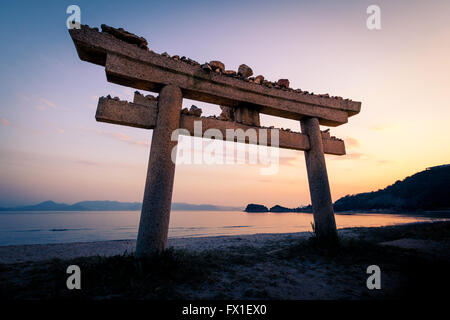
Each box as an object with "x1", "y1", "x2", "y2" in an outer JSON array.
[{"x1": 0, "y1": 210, "x2": 446, "y2": 246}]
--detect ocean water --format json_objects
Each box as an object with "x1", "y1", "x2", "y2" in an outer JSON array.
[{"x1": 0, "y1": 210, "x2": 446, "y2": 246}]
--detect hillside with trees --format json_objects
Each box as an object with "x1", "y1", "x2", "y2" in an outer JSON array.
[{"x1": 333, "y1": 165, "x2": 450, "y2": 212}]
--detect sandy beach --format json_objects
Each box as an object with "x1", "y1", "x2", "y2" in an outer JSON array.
[
  {"x1": 0, "y1": 229, "x2": 342, "y2": 264},
  {"x1": 1, "y1": 221, "x2": 449, "y2": 300}
]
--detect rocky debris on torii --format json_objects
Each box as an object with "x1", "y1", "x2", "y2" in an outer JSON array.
[
  {"x1": 93, "y1": 24, "x2": 352, "y2": 102},
  {"x1": 209, "y1": 61, "x2": 225, "y2": 72},
  {"x1": 134, "y1": 91, "x2": 157, "y2": 101},
  {"x1": 181, "y1": 105, "x2": 203, "y2": 117},
  {"x1": 238, "y1": 64, "x2": 253, "y2": 78},
  {"x1": 218, "y1": 106, "x2": 235, "y2": 121},
  {"x1": 320, "y1": 129, "x2": 342, "y2": 141},
  {"x1": 92, "y1": 24, "x2": 350, "y2": 136},
  {"x1": 95, "y1": 23, "x2": 351, "y2": 133},
  {"x1": 277, "y1": 79, "x2": 290, "y2": 89},
  {"x1": 254, "y1": 75, "x2": 264, "y2": 84},
  {"x1": 100, "y1": 94, "x2": 328, "y2": 136},
  {"x1": 101, "y1": 24, "x2": 148, "y2": 50}
]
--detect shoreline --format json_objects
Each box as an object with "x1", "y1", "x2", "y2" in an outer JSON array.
[
  {"x1": 335, "y1": 210, "x2": 450, "y2": 218},
  {"x1": 0, "y1": 230, "x2": 318, "y2": 265},
  {"x1": 2, "y1": 211, "x2": 447, "y2": 249},
  {"x1": 0, "y1": 221, "x2": 442, "y2": 265},
  {"x1": 2, "y1": 209, "x2": 449, "y2": 214},
  {"x1": 1, "y1": 220, "x2": 449, "y2": 300}
]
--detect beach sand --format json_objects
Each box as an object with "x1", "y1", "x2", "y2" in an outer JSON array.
[
  {"x1": 1, "y1": 221, "x2": 449, "y2": 300},
  {"x1": 0, "y1": 229, "x2": 357, "y2": 264}
]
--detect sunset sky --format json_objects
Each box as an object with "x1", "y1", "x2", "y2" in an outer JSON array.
[{"x1": 0, "y1": 0, "x2": 449, "y2": 207}]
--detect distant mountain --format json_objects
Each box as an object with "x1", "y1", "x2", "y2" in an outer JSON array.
[
  {"x1": 0, "y1": 200, "x2": 242, "y2": 212},
  {"x1": 171, "y1": 202, "x2": 242, "y2": 211},
  {"x1": 334, "y1": 164, "x2": 450, "y2": 212},
  {"x1": 0, "y1": 201, "x2": 87, "y2": 211},
  {"x1": 76, "y1": 201, "x2": 141, "y2": 211}
]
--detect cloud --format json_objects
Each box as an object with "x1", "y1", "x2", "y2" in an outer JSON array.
[
  {"x1": 74, "y1": 160, "x2": 100, "y2": 166},
  {"x1": 35, "y1": 97, "x2": 58, "y2": 111},
  {"x1": 40, "y1": 98, "x2": 56, "y2": 108},
  {"x1": 331, "y1": 152, "x2": 368, "y2": 160},
  {"x1": 345, "y1": 137, "x2": 360, "y2": 148},
  {"x1": 36, "y1": 98, "x2": 56, "y2": 111},
  {"x1": 346, "y1": 152, "x2": 367, "y2": 160},
  {"x1": 1, "y1": 118, "x2": 11, "y2": 126},
  {"x1": 370, "y1": 123, "x2": 395, "y2": 131},
  {"x1": 73, "y1": 158, "x2": 139, "y2": 169},
  {"x1": 95, "y1": 129, "x2": 150, "y2": 147},
  {"x1": 377, "y1": 159, "x2": 392, "y2": 165},
  {"x1": 278, "y1": 155, "x2": 301, "y2": 166}
]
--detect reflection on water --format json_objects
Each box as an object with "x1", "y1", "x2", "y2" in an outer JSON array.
[{"x1": 0, "y1": 210, "x2": 447, "y2": 246}]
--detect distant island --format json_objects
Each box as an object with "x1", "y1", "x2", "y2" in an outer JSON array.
[
  {"x1": 245, "y1": 164, "x2": 450, "y2": 213},
  {"x1": 0, "y1": 200, "x2": 242, "y2": 212},
  {"x1": 245, "y1": 204, "x2": 312, "y2": 213},
  {"x1": 244, "y1": 204, "x2": 269, "y2": 212}
]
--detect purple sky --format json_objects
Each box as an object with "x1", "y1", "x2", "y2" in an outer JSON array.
[{"x1": 0, "y1": 0, "x2": 449, "y2": 207}]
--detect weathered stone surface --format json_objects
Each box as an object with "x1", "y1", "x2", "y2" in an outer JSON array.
[
  {"x1": 254, "y1": 75, "x2": 264, "y2": 84},
  {"x1": 180, "y1": 114, "x2": 306, "y2": 150},
  {"x1": 277, "y1": 79, "x2": 290, "y2": 89},
  {"x1": 107, "y1": 52, "x2": 351, "y2": 126},
  {"x1": 186, "y1": 58, "x2": 200, "y2": 66},
  {"x1": 238, "y1": 64, "x2": 253, "y2": 78},
  {"x1": 189, "y1": 105, "x2": 202, "y2": 116},
  {"x1": 321, "y1": 129, "x2": 331, "y2": 139},
  {"x1": 223, "y1": 70, "x2": 237, "y2": 76},
  {"x1": 134, "y1": 91, "x2": 157, "y2": 106},
  {"x1": 94, "y1": 96, "x2": 345, "y2": 154},
  {"x1": 218, "y1": 105, "x2": 235, "y2": 121},
  {"x1": 136, "y1": 85, "x2": 182, "y2": 257},
  {"x1": 69, "y1": 25, "x2": 361, "y2": 126},
  {"x1": 262, "y1": 80, "x2": 272, "y2": 87},
  {"x1": 101, "y1": 24, "x2": 148, "y2": 50},
  {"x1": 234, "y1": 106, "x2": 260, "y2": 126},
  {"x1": 95, "y1": 96, "x2": 157, "y2": 129},
  {"x1": 201, "y1": 63, "x2": 212, "y2": 71},
  {"x1": 301, "y1": 117, "x2": 338, "y2": 241},
  {"x1": 209, "y1": 60, "x2": 225, "y2": 72},
  {"x1": 180, "y1": 114, "x2": 343, "y2": 154}
]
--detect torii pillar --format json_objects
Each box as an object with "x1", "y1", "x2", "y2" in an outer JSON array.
[
  {"x1": 135, "y1": 85, "x2": 182, "y2": 258},
  {"x1": 301, "y1": 117, "x2": 337, "y2": 241}
]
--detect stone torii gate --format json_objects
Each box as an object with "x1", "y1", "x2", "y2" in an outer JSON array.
[{"x1": 69, "y1": 25, "x2": 361, "y2": 258}]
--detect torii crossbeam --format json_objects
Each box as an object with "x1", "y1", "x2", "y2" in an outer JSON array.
[{"x1": 69, "y1": 25, "x2": 361, "y2": 258}]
